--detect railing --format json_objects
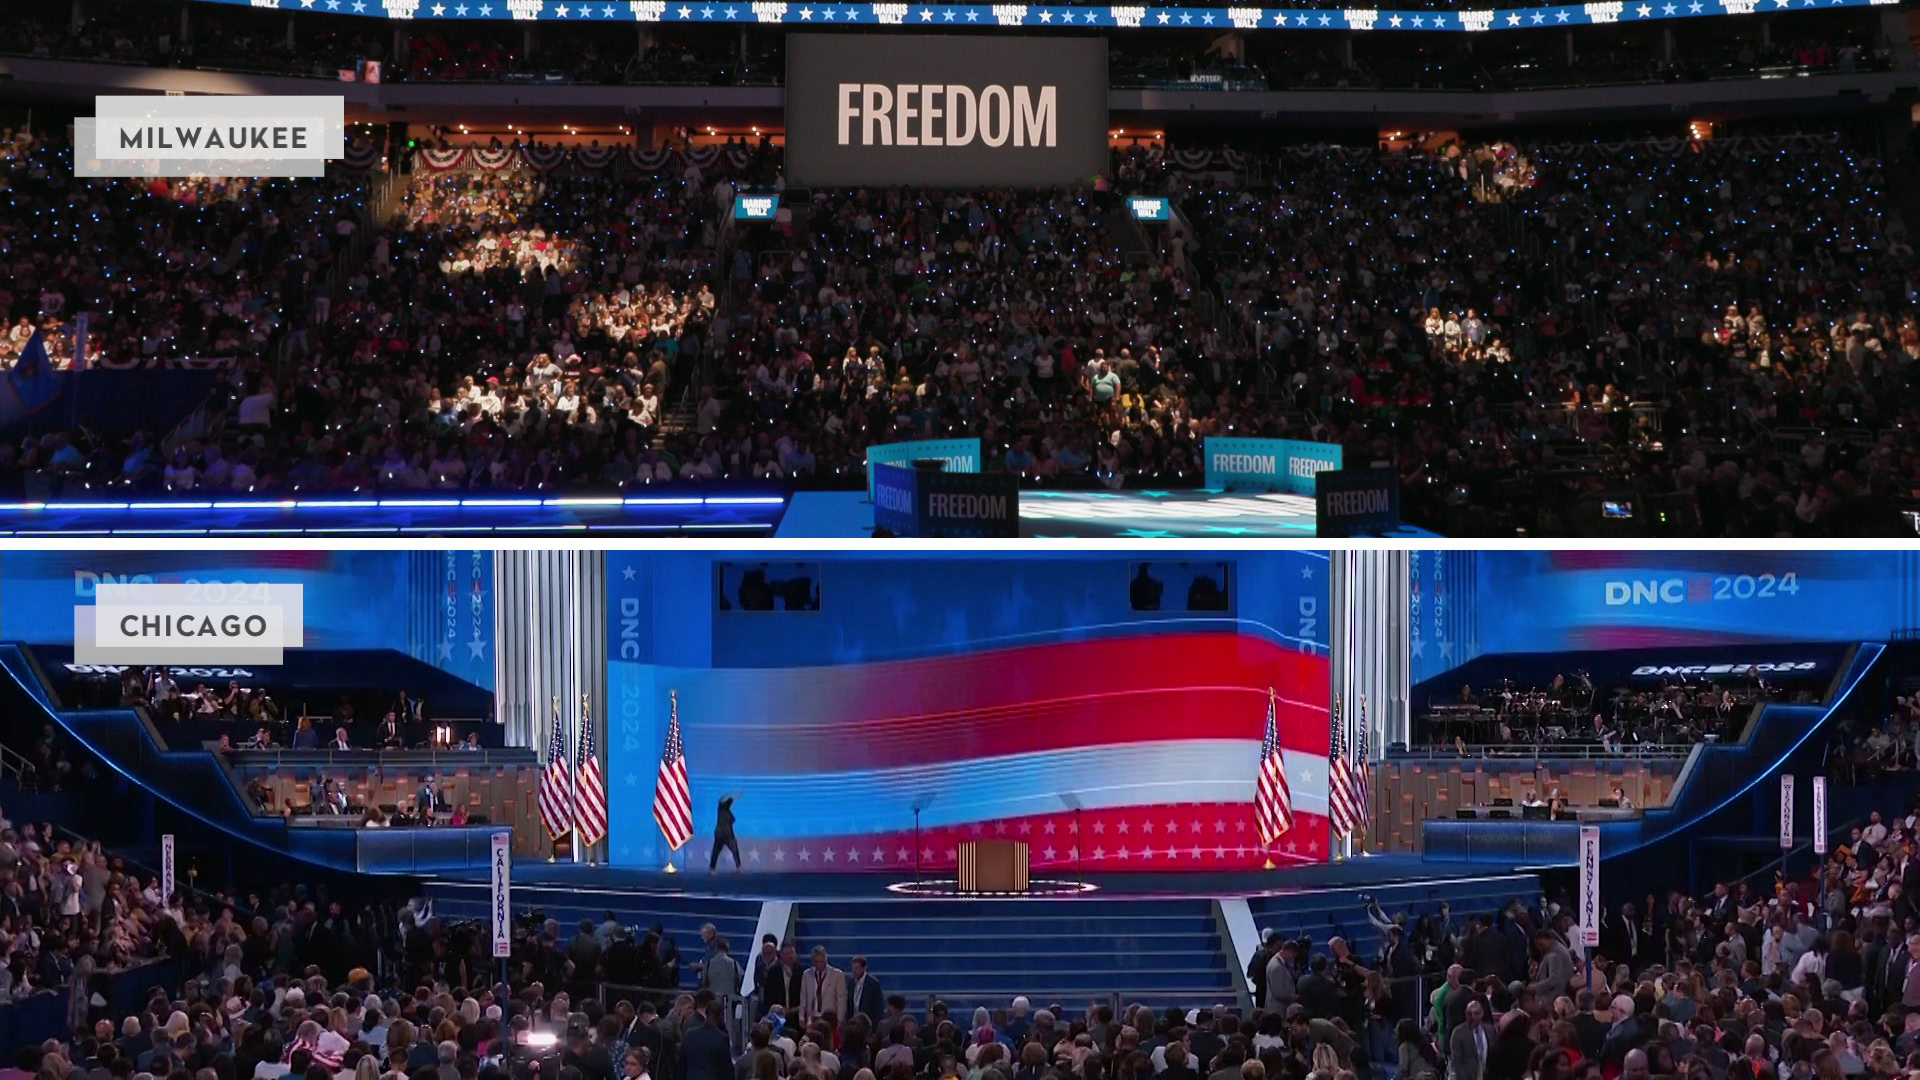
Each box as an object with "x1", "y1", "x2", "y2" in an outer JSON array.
[
  {"x1": 226, "y1": 746, "x2": 535, "y2": 768},
  {"x1": 1389, "y1": 742, "x2": 1695, "y2": 761},
  {"x1": 0, "y1": 957, "x2": 184, "y2": 1048},
  {"x1": 0, "y1": 743, "x2": 35, "y2": 786}
]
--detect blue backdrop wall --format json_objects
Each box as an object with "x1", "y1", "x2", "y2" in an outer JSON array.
[
  {"x1": 0, "y1": 551, "x2": 494, "y2": 688},
  {"x1": 605, "y1": 551, "x2": 1332, "y2": 872},
  {"x1": 1411, "y1": 550, "x2": 1920, "y2": 684}
]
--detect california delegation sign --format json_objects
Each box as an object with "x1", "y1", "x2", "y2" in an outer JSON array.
[{"x1": 490, "y1": 833, "x2": 512, "y2": 958}]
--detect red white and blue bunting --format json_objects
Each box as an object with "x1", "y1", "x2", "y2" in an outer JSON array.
[
  {"x1": 174, "y1": 0, "x2": 1898, "y2": 32},
  {"x1": 407, "y1": 143, "x2": 755, "y2": 173}
]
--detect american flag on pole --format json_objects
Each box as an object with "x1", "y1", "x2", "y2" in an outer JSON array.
[
  {"x1": 1328, "y1": 696, "x2": 1360, "y2": 839},
  {"x1": 575, "y1": 696, "x2": 608, "y2": 847},
  {"x1": 1355, "y1": 694, "x2": 1372, "y2": 827},
  {"x1": 653, "y1": 691, "x2": 694, "y2": 851},
  {"x1": 537, "y1": 699, "x2": 572, "y2": 840},
  {"x1": 1255, "y1": 687, "x2": 1295, "y2": 845}
]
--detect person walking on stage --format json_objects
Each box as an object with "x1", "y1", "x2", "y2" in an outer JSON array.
[{"x1": 711, "y1": 792, "x2": 742, "y2": 871}]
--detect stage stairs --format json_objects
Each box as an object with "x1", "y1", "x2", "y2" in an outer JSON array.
[
  {"x1": 1240, "y1": 871, "x2": 1539, "y2": 966},
  {"x1": 792, "y1": 896, "x2": 1237, "y2": 1017},
  {"x1": 424, "y1": 879, "x2": 763, "y2": 992},
  {"x1": 422, "y1": 869, "x2": 1540, "y2": 1013}
]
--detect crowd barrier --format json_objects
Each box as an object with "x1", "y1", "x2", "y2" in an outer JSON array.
[{"x1": 0, "y1": 958, "x2": 183, "y2": 1048}]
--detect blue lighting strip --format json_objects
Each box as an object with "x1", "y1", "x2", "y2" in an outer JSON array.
[
  {"x1": 0, "y1": 493, "x2": 787, "y2": 536},
  {"x1": 211, "y1": 0, "x2": 1894, "y2": 29}
]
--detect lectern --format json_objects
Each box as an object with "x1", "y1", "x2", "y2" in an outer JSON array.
[{"x1": 957, "y1": 839, "x2": 1029, "y2": 893}]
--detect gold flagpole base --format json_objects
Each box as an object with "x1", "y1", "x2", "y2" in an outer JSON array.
[
  {"x1": 664, "y1": 862, "x2": 678, "y2": 874},
  {"x1": 1264, "y1": 859, "x2": 1276, "y2": 870}
]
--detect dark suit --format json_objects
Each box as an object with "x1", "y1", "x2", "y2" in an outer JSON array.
[
  {"x1": 1447, "y1": 1022, "x2": 1488, "y2": 1080},
  {"x1": 759, "y1": 963, "x2": 803, "y2": 1012},
  {"x1": 849, "y1": 971, "x2": 885, "y2": 1024},
  {"x1": 1463, "y1": 930, "x2": 1507, "y2": 984},
  {"x1": 681, "y1": 1020, "x2": 733, "y2": 1080},
  {"x1": 1600, "y1": 913, "x2": 1643, "y2": 973},
  {"x1": 1297, "y1": 972, "x2": 1340, "y2": 1019}
]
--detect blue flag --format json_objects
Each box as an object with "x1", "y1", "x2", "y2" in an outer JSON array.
[{"x1": 6, "y1": 330, "x2": 62, "y2": 415}]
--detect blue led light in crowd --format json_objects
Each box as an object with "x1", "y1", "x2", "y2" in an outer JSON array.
[{"x1": 174, "y1": 0, "x2": 1899, "y2": 29}]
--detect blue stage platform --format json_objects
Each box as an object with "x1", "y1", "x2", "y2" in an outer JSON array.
[
  {"x1": 424, "y1": 854, "x2": 1528, "y2": 899},
  {"x1": 778, "y1": 490, "x2": 1440, "y2": 538},
  {"x1": 0, "y1": 492, "x2": 787, "y2": 537}
]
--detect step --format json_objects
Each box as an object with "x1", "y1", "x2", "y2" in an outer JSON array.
[
  {"x1": 797, "y1": 899, "x2": 1217, "y2": 916},
  {"x1": 877, "y1": 972, "x2": 1237, "y2": 993},
  {"x1": 799, "y1": 951, "x2": 1226, "y2": 971},
  {"x1": 926, "y1": 994, "x2": 1224, "y2": 1016},
  {"x1": 792, "y1": 916, "x2": 1221, "y2": 935}
]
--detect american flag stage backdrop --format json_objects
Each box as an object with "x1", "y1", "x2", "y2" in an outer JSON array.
[
  {"x1": 652, "y1": 694, "x2": 694, "y2": 851},
  {"x1": 1255, "y1": 687, "x2": 1295, "y2": 846},
  {"x1": 575, "y1": 697, "x2": 608, "y2": 847},
  {"x1": 1328, "y1": 697, "x2": 1361, "y2": 839},
  {"x1": 537, "y1": 699, "x2": 572, "y2": 840},
  {"x1": 609, "y1": 632, "x2": 1332, "y2": 871}
]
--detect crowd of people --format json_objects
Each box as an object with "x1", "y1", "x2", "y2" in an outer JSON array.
[
  {"x1": 1821, "y1": 695, "x2": 1920, "y2": 785},
  {"x1": 0, "y1": 810, "x2": 184, "y2": 1006},
  {"x1": 1419, "y1": 670, "x2": 1795, "y2": 752},
  {"x1": 1187, "y1": 134, "x2": 1919, "y2": 535},
  {"x1": 14, "y1": 790, "x2": 1920, "y2": 1080},
  {"x1": 0, "y1": 113, "x2": 1916, "y2": 530}
]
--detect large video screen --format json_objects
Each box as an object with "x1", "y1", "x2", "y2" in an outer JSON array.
[
  {"x1": 1410, "y1": 550, "x2": 1916, "y2": 684},
  {"x1": 784, "y1": 35, "x2": 1109, "y2": 188},
  {"x1": 606, "y1": 552, "x2": 1332, "y2": 872}
]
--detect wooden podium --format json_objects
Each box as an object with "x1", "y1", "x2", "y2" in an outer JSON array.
[{"x1": 957, "y1": 839, "x2": 1029, "y2": 893}]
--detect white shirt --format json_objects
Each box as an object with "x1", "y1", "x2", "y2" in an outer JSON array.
[{"x1": 237, "y1": 392, "x2": 276, "y2": 426}]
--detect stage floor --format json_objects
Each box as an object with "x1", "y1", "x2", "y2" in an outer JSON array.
[
  {"x1": 427, "y1": 854, "x2": 1530, "y2": 901},
  {"x1": 777, "y1": 490, "x2": 1439, "y2": 539}
]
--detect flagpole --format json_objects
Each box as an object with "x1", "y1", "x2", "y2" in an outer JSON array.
[
  {"x1": 1340, "y1": 551, "x2": 1355, "y2": 863},
  {"x1": 567, "y1": 692, "x2": 581, "y2": 867},
  {"x1": 549, "y1": 697, "x2": 566, "y2": 862},
  {"x1": 582, "y1": 694, "x2": 594, "y2": 867},
  {"x1": 1264, "y1": 686, "x2": 1277, "y2": 871},
  {"x1": 1332, "y1": 697, "x2": 1344, "y2": 865},
  {"x1": 1358, "y1": 693, "x2": 1370, "y2": 858}
]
